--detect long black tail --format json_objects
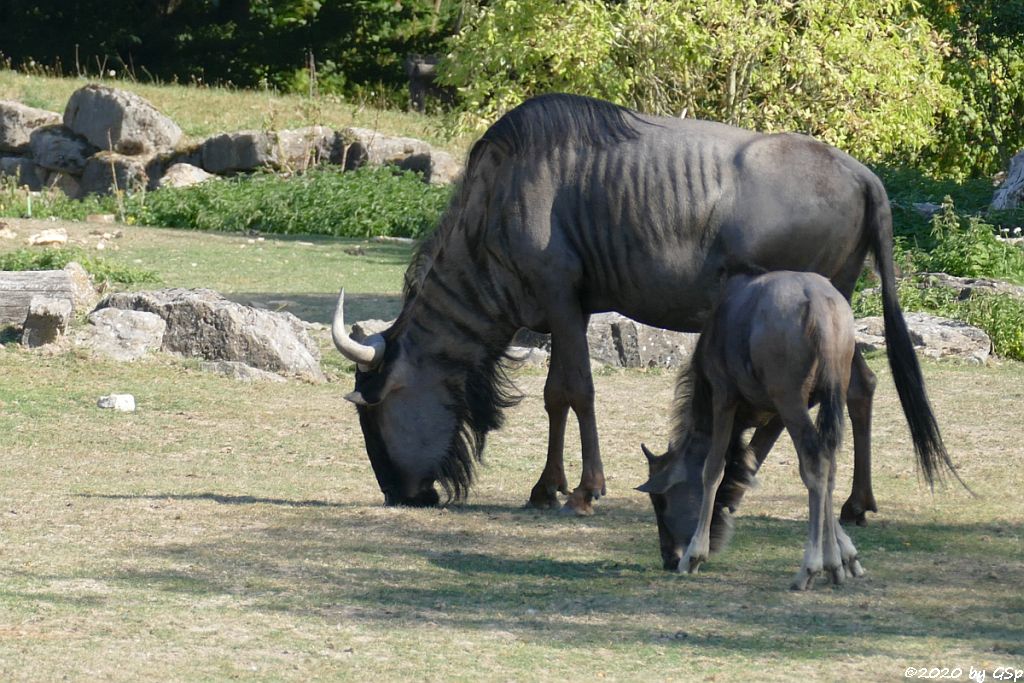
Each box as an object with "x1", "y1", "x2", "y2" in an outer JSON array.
[{"x1": 864, "y1": 177, "x2": 968, "y2": 490}]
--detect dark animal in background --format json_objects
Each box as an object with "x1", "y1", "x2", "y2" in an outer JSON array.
[
  {"x1": 332, "y1": 93, "x2": 944, "y2": 519},
  {"x1": 639, "y1": 270, "x2": 872, "y2": 589},
  {"x1": 403, "y1": 55, "x2": 455, "y2": 113}
]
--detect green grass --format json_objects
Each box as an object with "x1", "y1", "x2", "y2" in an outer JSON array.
[
  {"x1": 0, "y1": 70, "x2": 468, "y2": 150},
  {"x1": 0, "y1": 218, "x2": 413, "y2": 324},
  {"x1": 0, "y1": 348, "x2": 1020, "y2": 681}
]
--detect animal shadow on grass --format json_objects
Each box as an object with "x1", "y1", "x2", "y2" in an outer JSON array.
[
  {"x1": 77, "y1": 492, "x2": 1024, "y2": 655},
  {"x1": 77, "y1": 492, "x2": 351, "y2": 509}
]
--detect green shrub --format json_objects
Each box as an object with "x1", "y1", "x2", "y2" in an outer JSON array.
[
  {"x1": 852, "y1": 277, "x2": 1024, "y2": 361},
  {"x1": 923, "y1": 197, "x2": 1024, "y2": 283},
  {"x1": 0, "y1": 247, "x2": 160, "y2": 286},
  {"x1": 126, "y1": 166, "x2": 452, "y2": 238},
  {"x1": 0, "y1": 178, "x2": 119, "y2": 220},
  {"x1": 439, "y1": 0, "x2": 954, "y2": 165}
]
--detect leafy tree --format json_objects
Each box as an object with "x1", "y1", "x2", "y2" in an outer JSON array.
[
  {"x1": 439, "y1": 0, "x2": 956, "y2": 165},
  {"x1": 918, "y1": 0, "x2": 1024, "y2": 178}
]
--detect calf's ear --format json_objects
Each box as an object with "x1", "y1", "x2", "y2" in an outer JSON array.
[{"x1": 636, "y1": 456, "x2": 688, "y2": 494}]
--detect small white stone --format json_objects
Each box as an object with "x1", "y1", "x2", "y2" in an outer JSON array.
[{"x1": 97, "y1": 394, "x2": 136, "y2": 412}]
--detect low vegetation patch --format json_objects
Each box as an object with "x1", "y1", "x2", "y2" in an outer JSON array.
[
  {"x1": 0, "y1": 167, "x2": 453, "y2": 240},
  {"x1": 128, "y1": 166, "x2": 452, "y2": 239},
  {"x1": 853, "y1": 277, "x2": 1024, "y2": 361},
  {"x1": 0, "y1": 246, "x2": 160, "y2": 285}
]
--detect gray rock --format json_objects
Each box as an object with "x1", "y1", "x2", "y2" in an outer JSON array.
[
  {"x1": 64, "y1": 84, "x2": 182, "y2": 154},
  {"x1": 0, "y1": 101, "x2": 61, "y2": 153},
  {"x1": 342, "y1": 127, "x2": 432, "y2": 174},
  {"x1": 22, "y1": 296, "x2": 72, "y2": 347},
  {"x1": 199, "y1": 130, "x2": 277, "y2": 174},
  {"x1": 199, "y1": 127, "x2": 341, "y2": 175},
  {"x1": 63, "y1": 261, "x2": 100, "y2": 313},
  {"x1": 350, "y1": 318, "x2": 392, "y2": 342},
  {"x1": 992, "y1": 149, "x2": 1024, "y2": 211},
  {"x1": 200, "y1": 360, "x2": 287, "y2": 383},
  {"x1": 43, "y1": 171, "x2": 83, "y2": 199},
  {"x1": 585, "y1": 312, "x2": 699, "y2": 368},
  {"x1": 29, "y1": 125, "x2": 95, "y2": 174},
  {"x1": 506, "y1": 345, "x2": 549, "y2": 368},
  {"x1": 74, "y1": 308, "x2": 166, "y2": 362},
  {"x1": 97, "y1": 288, "x2": 326, "y2": 382},
  {"x1": 427, "y1": 149, "x2": 461, "y2": 185},
  {"x1": 156, "y1": 162, "x2": 215, "y2": 189},
  {"x1": 80, "y1": 151, "x2": 150, "y2": 195},
  {"x1": 0, "y1": 156, "x2": 44, "y2": 190},
  {"x1": 919, "y1": 272, "x2": 1024, "y2": 300},
  {"x1": 855, "y1": 312, "x2": 991, "y2": 364},
  {"x1": 275, "y1": 126, "x2": 339, "y2": 170},
  {"x1": 97, "y1": 394, "x2": 136, "y2": 411}
]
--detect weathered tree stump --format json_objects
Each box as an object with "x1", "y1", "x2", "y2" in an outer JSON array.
[{"x1": 0, "y1": 270, "x2": 76, "y2": 326}]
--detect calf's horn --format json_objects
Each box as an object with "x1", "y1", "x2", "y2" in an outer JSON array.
[{"x1": 332, "y1": 289, "x2": 386, "y2": 368}]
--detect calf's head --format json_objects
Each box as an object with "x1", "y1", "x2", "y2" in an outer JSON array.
[{"x1": 637, "y1": 433, "x2": 733, "y2": 570}]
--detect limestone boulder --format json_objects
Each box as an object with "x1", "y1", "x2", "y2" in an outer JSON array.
[
  {"x1": 156, "y1": 162, "x2": 215, "y2": 189},
  {"x1": 29, "y1": 125, "x2": 95, "y2": 174},
  {"x1": 855, "y1": 312, "x2": 991, "y2": 364},
  {"x1": 0, "y1": 156, "x2": 44, "y2": 190},
  {"x1": 64, "y1": 84, "x2": 182, "y2": 154},
  {"x1": 199, "y1": 130, "x2": 277, "y2": 174},
  {"x1": 0, "y1": 101, "x2": 61, "y2": 153},
  {"x1": 22, "y1": 296, "x2": 72, "y2": 347},
  {"x1": 341, "y1": 127, "x2": 432, "y2": 174},
  {"x1": 992, "y1": 150, "x2": 1024, "y2": 211},
  {"x1": 73, "y1": 307, "x2": 166, "y2": 362},
  {"x1": 427, "y1": 150, "x2": 462, "y2": 185},
  {"x1": 80, "y1": 151, "x2": 150, "y2": 195},
  {"x1": 97, "y1": 288, "x2": 326, "y2": 382}
]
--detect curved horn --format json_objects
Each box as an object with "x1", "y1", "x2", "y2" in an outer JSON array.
[
  {"x1": 641, "y1": 443, "x2": 659, "y2": 465},
  {"x1": 332, "y1": 289, "x2": 386, "y2": 368}
]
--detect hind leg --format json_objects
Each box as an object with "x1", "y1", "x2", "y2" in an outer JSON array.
[
  {"x1": 821, "y1": 447, "x2": 848, "y2": 585},
  {"x1": 841, "y1": 350, "x2": 879, "y2": 526},
  {"x1": 777, "y1": 403, "x2": 829, "y2": 591}
]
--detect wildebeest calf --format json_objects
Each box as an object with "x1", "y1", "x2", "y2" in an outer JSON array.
[{"x1": 638, "y1": 269, "x2": 865, "y2": 589}]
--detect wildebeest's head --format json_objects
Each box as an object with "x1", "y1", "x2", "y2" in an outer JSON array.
[{"x1": 333, "y1": 291, "x2": 516, "y2": 507}]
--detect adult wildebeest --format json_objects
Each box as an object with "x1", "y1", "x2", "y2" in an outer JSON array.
[
  {"x1": 332, "y1": 93, "x2": 941, "y2": 518},
  {"x1": 638, "y1": 269, "x2": 872, "y2": 588}
]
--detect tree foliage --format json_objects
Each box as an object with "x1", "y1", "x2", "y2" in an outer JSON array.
[
  {"x1": 0, "y1": 0, "x2": 457, "y2": 101},
  {"x1": 439, "y1": 0, "x2": 955, "y2": 165},
  {"x1": 918, "y1": 0, "x2": 1024, "y2": 178}
]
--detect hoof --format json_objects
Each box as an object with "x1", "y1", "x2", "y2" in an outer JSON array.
[
  {"x1": 845, "y1": 558, "x2": 866, "y2": 578},
  {"x1": 528, "y1": 486, "x2": 562, "y2": 510},
  {"x1": 790, "y1": 568, "x2": 819, "y2": 591},
  {"x1": 840, "y1": 497, "x2": 877, "y2": 527},
  {"x1": 679, "y1": 552, "x2": 704, "y2": 575},
  {"x1": 562, "y1": 487, "x2": 600, "y2": 516},
  {"x1": 828, "y1": 566, "x2": 845, "y2": 586}
]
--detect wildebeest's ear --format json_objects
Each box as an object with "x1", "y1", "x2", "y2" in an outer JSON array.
[{"x1": 636, "y1": 456, "x2": 688, "y2": 494}]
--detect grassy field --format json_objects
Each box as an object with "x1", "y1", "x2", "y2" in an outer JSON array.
[
  {"x1": 0, "y1": 217, "x2": 1022, "y2": 680},
  {"x1": 0, "y1": 70, "x2": 468, "y2": 152}
]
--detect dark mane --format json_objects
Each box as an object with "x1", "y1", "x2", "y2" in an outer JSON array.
[
  {"x1": 438, "y1": 349, "x2": 522, "y2": 501},
  {"x1": 480, "y1": 93, "x2": 647, "y2": 158}
]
